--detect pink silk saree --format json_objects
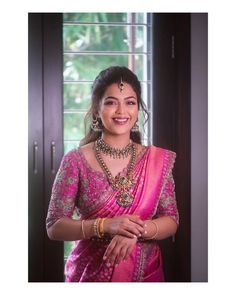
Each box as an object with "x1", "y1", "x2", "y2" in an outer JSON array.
[{"x1": 46, "y1": 145, "x2": 179, "y2": 282}]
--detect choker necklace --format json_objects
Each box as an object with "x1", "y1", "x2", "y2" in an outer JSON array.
[
  {"x1": 96, "y1": 138, "x2": 133, "y2": 159},
  {"x1": 94, "y1": 138, "x2": 136, "y2": 207}
]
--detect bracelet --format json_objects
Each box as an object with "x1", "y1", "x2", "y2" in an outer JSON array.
[
  {"x1": 99, "y1": 218, "x2": 107, "y2": 237},
  {"x1": 93, "y1": 218, "x2": 101, "y2": 237},
  {"x1": 81, "y1": 220, "x2": 86, "y2": 239},
  {"x1": 148, "y1": 221, "x2": 159, "y2": 240}
]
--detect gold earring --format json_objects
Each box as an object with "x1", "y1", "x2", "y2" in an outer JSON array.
[
  {"x1": 131, "y1": 122, "x2": 139, "y2": 132},
  {"x1": 91, "y1": 117, "x2": 103, "y2": 132}
]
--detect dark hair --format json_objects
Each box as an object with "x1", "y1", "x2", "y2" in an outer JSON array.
[{"x1": 80, "y1": 66, "x2": 149, "y2": 146}]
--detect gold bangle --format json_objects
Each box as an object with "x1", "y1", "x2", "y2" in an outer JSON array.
[
  {"x1": 99, "y1": 218, "x2": 106, "y2": 237},
  {"x1": 97, "y1": 218, "x2": 103, "y2": 238},
  {"x1": 81, "y1": 220, "x2": 86, "y2": 239},
  {"x1": 148, "y1": 221, "x2": 159, "y2": 240},
  {"x1": 93, "y1": 219, "x2": 98, "y2": 236},
  {"x1": 93, "y1": 218, "x2": 101, "y2": 237}
]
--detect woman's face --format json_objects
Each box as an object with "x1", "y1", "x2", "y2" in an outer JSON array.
[{"x1": 97, "y1": 82, "x2": 139, "y2": 137}]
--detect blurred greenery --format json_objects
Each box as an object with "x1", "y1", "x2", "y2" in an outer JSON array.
[
  {"x1": 64, "y1": 241, "x2": 74, "y2": 258},
  {"x1": 64, "y1": 25, "x2": 145, "y2": 53},
  {"x1": 63, "y1": 13, "x2": 144, "y2": 23},
  {"x1": 64, "y1": 113, "x2": 86, "y2": 140},
  {"x1": 64, "y1": 141, "x2": 79, "y2": 154},
  {"x1": 64, "y1": 83, "x2": 92, "y2": 110},
  {"x1": 64, "y1": 55, "x2": 145, "y2": 82}
]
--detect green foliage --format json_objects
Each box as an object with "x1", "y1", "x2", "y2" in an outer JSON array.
[
  {"x1": 63, "y1": 13, "x2": 127, "y2": 23},
  {"x1": 64, "y1": 83, "x2": 92, "y2": 110},
  {"x1": 64, "y1": 25, "x2": 130, "y2": 52},
  {"x1": 64, "y1": 113, "x2": 86, "y2": 140}
]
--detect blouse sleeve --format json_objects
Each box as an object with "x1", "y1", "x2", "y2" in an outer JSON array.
[
  {"x1": 156, "y1": 152, "x2": 179, "y2": 226},
  {"x1": 46, "y1": 150, "x2": 79, "y2": 230}
]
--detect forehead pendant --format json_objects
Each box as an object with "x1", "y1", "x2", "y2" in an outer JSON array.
[{"x1": 118, "y1": 77, "x2": 124, "y2": 93}]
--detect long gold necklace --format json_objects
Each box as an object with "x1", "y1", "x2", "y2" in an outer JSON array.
[{"x1": 94, "y1": 139, "x2": 136, "y2": 207}]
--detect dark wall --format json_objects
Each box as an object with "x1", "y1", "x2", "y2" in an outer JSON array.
[
  {"x1": 152, "y1": 13, "x2": 191, "y2": 282},
  {"x1": 191, "y1": 13, "x2": 208, "y2": 282},
  {"x1": 28, "y1": 13, "x2": 64, "y2": 282}
]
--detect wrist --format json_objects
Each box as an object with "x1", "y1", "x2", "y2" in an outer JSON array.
[
  {"x1": 92, "y1": 217, "x2": 108, "y2": 238},
  {"x1": 143, "y1": 220, "x2": 159, "y2": 240},
  {"x1": 103, "y1": 217, "x2": 110, "y2": 234}
]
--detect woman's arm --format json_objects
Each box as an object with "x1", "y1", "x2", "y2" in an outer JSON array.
[
  {"x1": 47, "y1": 217, "x2": 95, "y2": 241},
  {"x1": 47, "y1": 214, "x2": 146, "y2": 241},
  {"x1": 143, "y1": 169, "x2": 179, "y2": 240},
  {"x1": 142, "y1": 216, "x2": 177, "y2": 240}
]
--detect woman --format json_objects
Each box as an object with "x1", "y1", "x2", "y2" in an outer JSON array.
[{"x1": 46, "y1": 66, "x2": 179, "y2": 282}]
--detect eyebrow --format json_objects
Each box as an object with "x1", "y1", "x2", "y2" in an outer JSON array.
[{"x1": 104, "y1": 96, "x2": 137, "y2": 101}]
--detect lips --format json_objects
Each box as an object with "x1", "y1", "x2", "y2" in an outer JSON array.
[{"x1": 112, "y1": 117, "x2": 129, "y2": 125}]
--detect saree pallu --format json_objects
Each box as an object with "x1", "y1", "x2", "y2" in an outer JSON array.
[{"x1": 46, "y1": 145, "x2": 179, "y2": 282}]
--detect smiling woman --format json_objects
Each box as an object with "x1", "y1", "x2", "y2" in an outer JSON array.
[
  {"x1": 80, "y1": 66, "x2": 148, "y2": 146},
  {"x1": 98, "y1": 83, "x2": 139, "y2": 137},
  {"x1": 46, "y1": 66, "x2": 179, "y2": 282}
]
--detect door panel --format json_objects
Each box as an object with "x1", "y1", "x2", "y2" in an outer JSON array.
[
  {"x1": 43, "y1": 13, "x2": 64, "y2": 282},
  {"x1": 28, "y1": 13, "x2": 44, "y2": 282},
  {"x1": 152, "y1": 13, "x2": 191, "y2": 282},
  {"x1": 28, "y1": 13, "x2": 64, "y2": 282}
]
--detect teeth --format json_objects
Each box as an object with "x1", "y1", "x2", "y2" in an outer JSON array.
[{"x1": 113, "y1": 118, "x2": 128, "y2": 122}]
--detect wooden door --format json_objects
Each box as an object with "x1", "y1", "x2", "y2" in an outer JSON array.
[
  {"x1": 152, "y1": 13, "x2": 191, "y2": 282},
  {"x1": 28, "y1": 13, "x2": 64, "y2": 282}
]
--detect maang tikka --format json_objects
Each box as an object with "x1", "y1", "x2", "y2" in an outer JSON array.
[{"x1": 118, "y1": 77, "x2": 124, "y2": 93}]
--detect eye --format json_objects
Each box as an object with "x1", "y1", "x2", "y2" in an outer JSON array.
[
  {"x1": 104, "y1": 100, "x2": 116, "y2": 105},
  {"x1": 127, "y1": 100, "x2": 137, "y2": 105}
]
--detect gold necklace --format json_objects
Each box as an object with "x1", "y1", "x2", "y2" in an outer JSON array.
[
  {"x1": 96, "y1": 137, "x2": 133, "y2": 159},
  {"x1": 94, "y1": 139, "x2": 136, "y2": 207}
]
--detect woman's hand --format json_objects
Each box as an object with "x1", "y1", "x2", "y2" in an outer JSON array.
[
  {"x1": 103, "y1": 235, "x2": 137, "y2": 267},
  {"x1": 104, "y1": 214, "x2": 145, "y2": 238}
]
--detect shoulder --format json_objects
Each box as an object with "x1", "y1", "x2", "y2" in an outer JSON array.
[
  {"x1": 79, "y1": 142, "x2": 95, "y2": 163},
  {"x1": 142, "y1": 145, "x2": 176, "y2": 178},
  {"x1": 147, "y1": 145, "x2": 176, "y2": 170},
  {"x1": 148, "y1": 145, "x2": 176, "y2": 159},
  {"x1": 63, "y1": 142, "x2": 94, "y2": 159},
  {"x1": 135, "y1": 143, "x2": 147, "y2": 156},
  {"x1": 79, "y1": 142, "x2": 94, "y2": 153},
  {"x1": 60, "y1": 146, "x2": 84, "y2": 167}
]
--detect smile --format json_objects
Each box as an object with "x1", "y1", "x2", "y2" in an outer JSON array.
[{"x1": 112, "y1": 118, "x2": 129, "y2": 125}]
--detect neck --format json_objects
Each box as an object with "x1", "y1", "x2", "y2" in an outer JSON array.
[{"x1": 101, "y1": 133, "x2": 131, "y2": 148}]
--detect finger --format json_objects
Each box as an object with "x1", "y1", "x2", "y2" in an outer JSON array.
[
  {"x1": 103, "y1": 240, "x2": 117, "y2": 261},
  {"x1": 128, "y1": 215, "x2": 145, "y2": 227},
  {"x1": 108, "y1": 246, "x2": 121, "y2": 266},
  {"x1": 126, "y1": 224, "x2": 145, "y2": 236},
  {"x1": 115, "y1": 246, "x2": 127, "y2": 265},
  {"x1": 131, "y1": 223, "x2": 146, "y2": 234},
  {"x1": 124, "y1": 244, "x2": 133, "y2": 261},
  {"x1": 119, "y1": 228, "x2": 138, "y2": 239}
]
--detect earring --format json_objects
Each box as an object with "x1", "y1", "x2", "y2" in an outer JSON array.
[
  {"x1": 91, "y1": 117, "x2": 103, "y2": 132},
  {"x1": 131, "y1": 122, "x2": 139, "y2": 132}
]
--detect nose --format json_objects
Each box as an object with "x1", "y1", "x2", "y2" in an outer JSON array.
[{"x1": 115, "y1": 102, "x2": 125, "y2": 114}]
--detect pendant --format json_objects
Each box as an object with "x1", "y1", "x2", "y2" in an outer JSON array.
[
  {"x1": 114, "y1": 176, "x2": 134, "y2": 190},
  {"x1": 116, "y1": 192, "x2": 134, "y2": 207}
]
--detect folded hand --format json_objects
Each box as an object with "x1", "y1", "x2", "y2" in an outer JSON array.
[
  {"x1": 103, "y1": 234, "x2": 137, "y2": 267},
  {"x1": 104, "y1": 214, "x2": 145, "y2": 238}
]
